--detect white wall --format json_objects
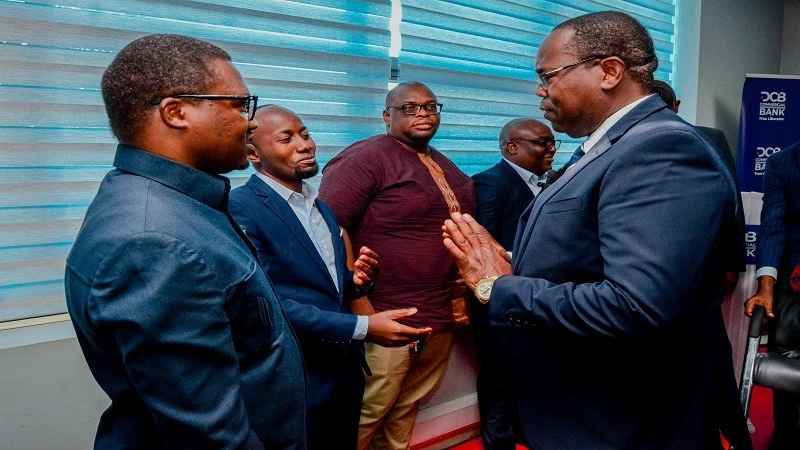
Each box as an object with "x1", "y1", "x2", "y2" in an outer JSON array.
[
  {"x1": 694, "y1": 0, "x2": 785, "y2": 155},
  {"x1": 0, "y1": 337, "x2": 108, "y2": 449},
  {"x1": 782, "y1": 0, "x2": 800, "y2": 75}
]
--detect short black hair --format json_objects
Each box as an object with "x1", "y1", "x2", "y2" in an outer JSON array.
[
  {"x1": 651, "y1": 80, "x2": 677, "y2": 107},
  {"x1": 555, "y1": 11, "x2": 658, "y2": 87},
  {"x1": 385, "y1": 81, "x2": 434, "y2": 108},
  {"x1": 101, "y1": 34, "x2": 231, "y2": 144}
]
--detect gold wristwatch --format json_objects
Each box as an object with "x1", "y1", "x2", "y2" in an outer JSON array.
[{"x1": 475, "y1": 275, "x2": 500, "y2": 304}]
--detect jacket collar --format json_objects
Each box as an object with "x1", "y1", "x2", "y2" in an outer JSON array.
[
  {"x1": 512, "y1": 95, "x2": 668, "y2": 269},
  {"x1": 113, "y1": 145, "x2": 230, "y2": 210},
  {"x1": 498, "y1": 159, "x2": 536, "y2": 199}
]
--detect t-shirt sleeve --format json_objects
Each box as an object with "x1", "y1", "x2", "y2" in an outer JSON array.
[{"x1": 318, "y1": 151, "x2": 379, "y2": 231}]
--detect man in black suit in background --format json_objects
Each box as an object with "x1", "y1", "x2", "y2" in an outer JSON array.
[
  {"x1": 473, "y1": 118, "x2": 558, "y2": 249},
  {"x1": 470, "y1": 118, "x2": 557, "y2": 449}
]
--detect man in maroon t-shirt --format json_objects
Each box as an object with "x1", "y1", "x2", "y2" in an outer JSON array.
[{"x1": 319, "y1": 81, "x2": 476, "y2": 450}]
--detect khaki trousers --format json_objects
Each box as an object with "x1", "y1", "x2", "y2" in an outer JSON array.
[{"x1": 357, "y1": 330, "x2": 454, "y2": 450}]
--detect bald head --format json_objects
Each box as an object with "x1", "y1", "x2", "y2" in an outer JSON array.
[
  {"x1": 385, "y1": 81, "x2": 434, "y2": 108},
  {"x1": 499, "y1": 118, "x2": 556, "y2": 175}
]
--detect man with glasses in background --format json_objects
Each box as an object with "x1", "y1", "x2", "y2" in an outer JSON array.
[
  {"x1": 65, "y1": 34, "x2": 306, "y2": 449},
  {"x1": 319, "y1": 81, "x2": 475, "y2": 450},
  {"x1": 443, "y1": 11, "x2": 748, "y2": 449},
  {"x1": 470, "y1": 117, "x2": 558, "y2": 450}
]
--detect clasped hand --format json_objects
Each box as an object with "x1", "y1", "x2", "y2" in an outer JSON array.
[{"x1": 442, "y1": 212, "x2": 512, "y2": 291}]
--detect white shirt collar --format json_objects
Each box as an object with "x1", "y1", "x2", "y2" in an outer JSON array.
[
  {"x1": 254, "y1": 171, "x2": 318, "y2": 202},
  {"x1": 582, "y1": 94, "x2": 652, "y2": 153},
  {"x1": 502, "y1": 157, "x2": 547, "y2": 194}
]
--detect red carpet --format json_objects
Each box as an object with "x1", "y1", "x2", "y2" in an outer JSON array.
[{"x1": 450, "y1": 385, "x2": 774, "y2": 449}]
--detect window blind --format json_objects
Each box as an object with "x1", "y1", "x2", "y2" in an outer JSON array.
[
  {"x1": 396, "y1": 0, "x2": 676, "y2": 174},
  {"x1": 0, "y1": 0, "x2": 391, "y2": 322}
]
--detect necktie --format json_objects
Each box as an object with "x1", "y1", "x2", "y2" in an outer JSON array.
[{"x1": 564, "y1": 144, "x2": 585, "y2": 169}]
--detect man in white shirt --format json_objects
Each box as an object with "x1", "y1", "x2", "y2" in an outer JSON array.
[
  {"x1": 229, "y1": 105, "x2": 431, "y2": 450},
  {"x1": 442, "y1": 11, "x2": 746, "y2": 449}
]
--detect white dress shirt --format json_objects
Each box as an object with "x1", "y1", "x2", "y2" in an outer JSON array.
[{"x1": 502, "y1": 157, "x2": 547, "y2": 196}]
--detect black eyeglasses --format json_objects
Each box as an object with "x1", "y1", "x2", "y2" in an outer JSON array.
[
  {"x1": 386, "y1": 103, "x2": 443, "y2": 115},
  {"x1": 149, "y1": 94, "x2": 259, "y2": 120},
  {"x1": 537, "y1": 56, "x2": 604, "y2": 89},
  {"x1": 512, "y1": 138, "x2": 561, "y2": 149}
]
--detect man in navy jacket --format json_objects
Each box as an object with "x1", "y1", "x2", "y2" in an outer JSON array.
[
  {"x1": 229, "y1": 105, "x2": 432, "y2": 449},
  {"x1": 444, "y1": 12, "x2": 745, "y2": 449},
  {"x1": 65, "y1": 35, "x2": 306, "y2": 449}
]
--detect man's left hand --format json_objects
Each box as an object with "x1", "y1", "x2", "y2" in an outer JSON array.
[
  {"x1": 353, "y1": 246, "x2": 380, "y2": 287},
  {"x1": 443, "y1": 212, "x2": 512, "y2": 291}
]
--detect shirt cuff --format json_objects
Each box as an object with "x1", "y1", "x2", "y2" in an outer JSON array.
[
  {"x1": 756, "y1": 266, "x2": 778, "y2": 280},
  {"x1": 352, "y1": 315, "x2": 369, "y2": 340}
]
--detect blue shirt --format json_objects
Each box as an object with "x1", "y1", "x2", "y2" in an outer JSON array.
[{"x1": 65, "y1": 145, "x2": 306, "y2": 449}]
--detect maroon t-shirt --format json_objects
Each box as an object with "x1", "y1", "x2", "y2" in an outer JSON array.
[{"x1": 318, "y1": 134, "x2": 476, "y2": 331}]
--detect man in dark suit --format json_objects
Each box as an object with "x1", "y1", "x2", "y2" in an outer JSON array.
[
  {"x1": 651, "y1": 79, "x2": 750, "y2": 448},
  {"x1": 474, "y1": 118, "x2": 558, "y2": 249},
  {"x1": 443, "y1": 11, "x2": 745, "y2": 449},
  {"x1": 745, "y1": 141, "x2": 800, "y2": 450},
  {"x1": 229, "y1": 105, "x2": 432, "y2": 450},
  {"x1": 65, "y1": 35, "x2": 306, "y2": 448},
  {"x1": 471, "y1": 118, "x2": 556, "y2": 449}
]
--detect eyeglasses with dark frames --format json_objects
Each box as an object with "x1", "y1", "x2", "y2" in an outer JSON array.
[
  {"x1": 537, "y1": 56, "x2": 604, "y2": 90},
  {"x1": 512, "y1": 138, "x2": 561, "y2": 149},
  {"x1": 386, "y1": 103, "x2": 443, "y2": 115},
  {"x1": 149, "y1": 94, "x2": 259, "y2": 120}
]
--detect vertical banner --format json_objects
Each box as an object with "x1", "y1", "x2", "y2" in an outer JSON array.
[
  {"x1": 737, "y1": 74, "x2": 800, "y2": 193},
  {"x1": 728, "y1": 74, "x2": 800, "y2": 383}
]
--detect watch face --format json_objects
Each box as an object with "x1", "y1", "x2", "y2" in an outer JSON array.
[{"x1": 476, "y1": 279, "x2": 492, "y2": 303}]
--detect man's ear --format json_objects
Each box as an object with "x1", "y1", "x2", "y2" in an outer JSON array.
[
  {"x1": 246, "y1": 145, "x2": 261, "y2": 164},
  {"x1": 158, "y1": 98, "x2": 190, "y2": 130},
  {"x1": 598, "y1": 56, "x2": 626, "y2": 91},
  {"x1": 506, "y1": 141, "x2": 518, "y2": 155},
  {"x1": 673, "y1": 99, "x2": 681, "y2": 114},
  {"x1": 382, "y1": 109, "x2": 390, "y2": 129}
]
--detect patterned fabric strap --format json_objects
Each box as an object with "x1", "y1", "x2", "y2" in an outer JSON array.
[
  {"x1": 414, "y1": 148, "x2": 469, "y2": 325},
  {"x1": 417, "y1": 152, "x2": 462, "y2": 213}
]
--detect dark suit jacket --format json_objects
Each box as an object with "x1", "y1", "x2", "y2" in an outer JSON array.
[
  {"x1": 698, "y1": 126, "x2": 747, "y2": 274},
  {"x1": 490, "y1": 96, "x2": 741, "y2": 449},
  {"x1": 229, "y1": 174, "x2": 367, "y2": 409},
  {"x1": 758, "y1": 141, "x2": 800, "y2": 274},
  {"x1": 66, "y1": 146, "x2": 305, "y2": 449},
  {"x1": 473, "y1": 159, "x2": 536, "y2": 249}
]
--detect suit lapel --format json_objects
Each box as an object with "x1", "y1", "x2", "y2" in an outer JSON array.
[
  {"x1": 317, "y1": 200, "x2": 346, "y2": 300},
  {"x1": 499, "y1": 160, "x2": 536, "y2": 204},
  {"x1": 512, "y1": 137, "x2": 612, "y2": 271},
  {"x1": 246, "y1": 175, "x2": 338, "y2": 292},
  {"x1": 512, "y1": 96, "x2": 667, "y2": 270}
]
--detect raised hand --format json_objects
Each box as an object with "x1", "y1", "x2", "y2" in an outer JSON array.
[{"x1": 442, "y1": 212, "x2": 512, "y2": 291}]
